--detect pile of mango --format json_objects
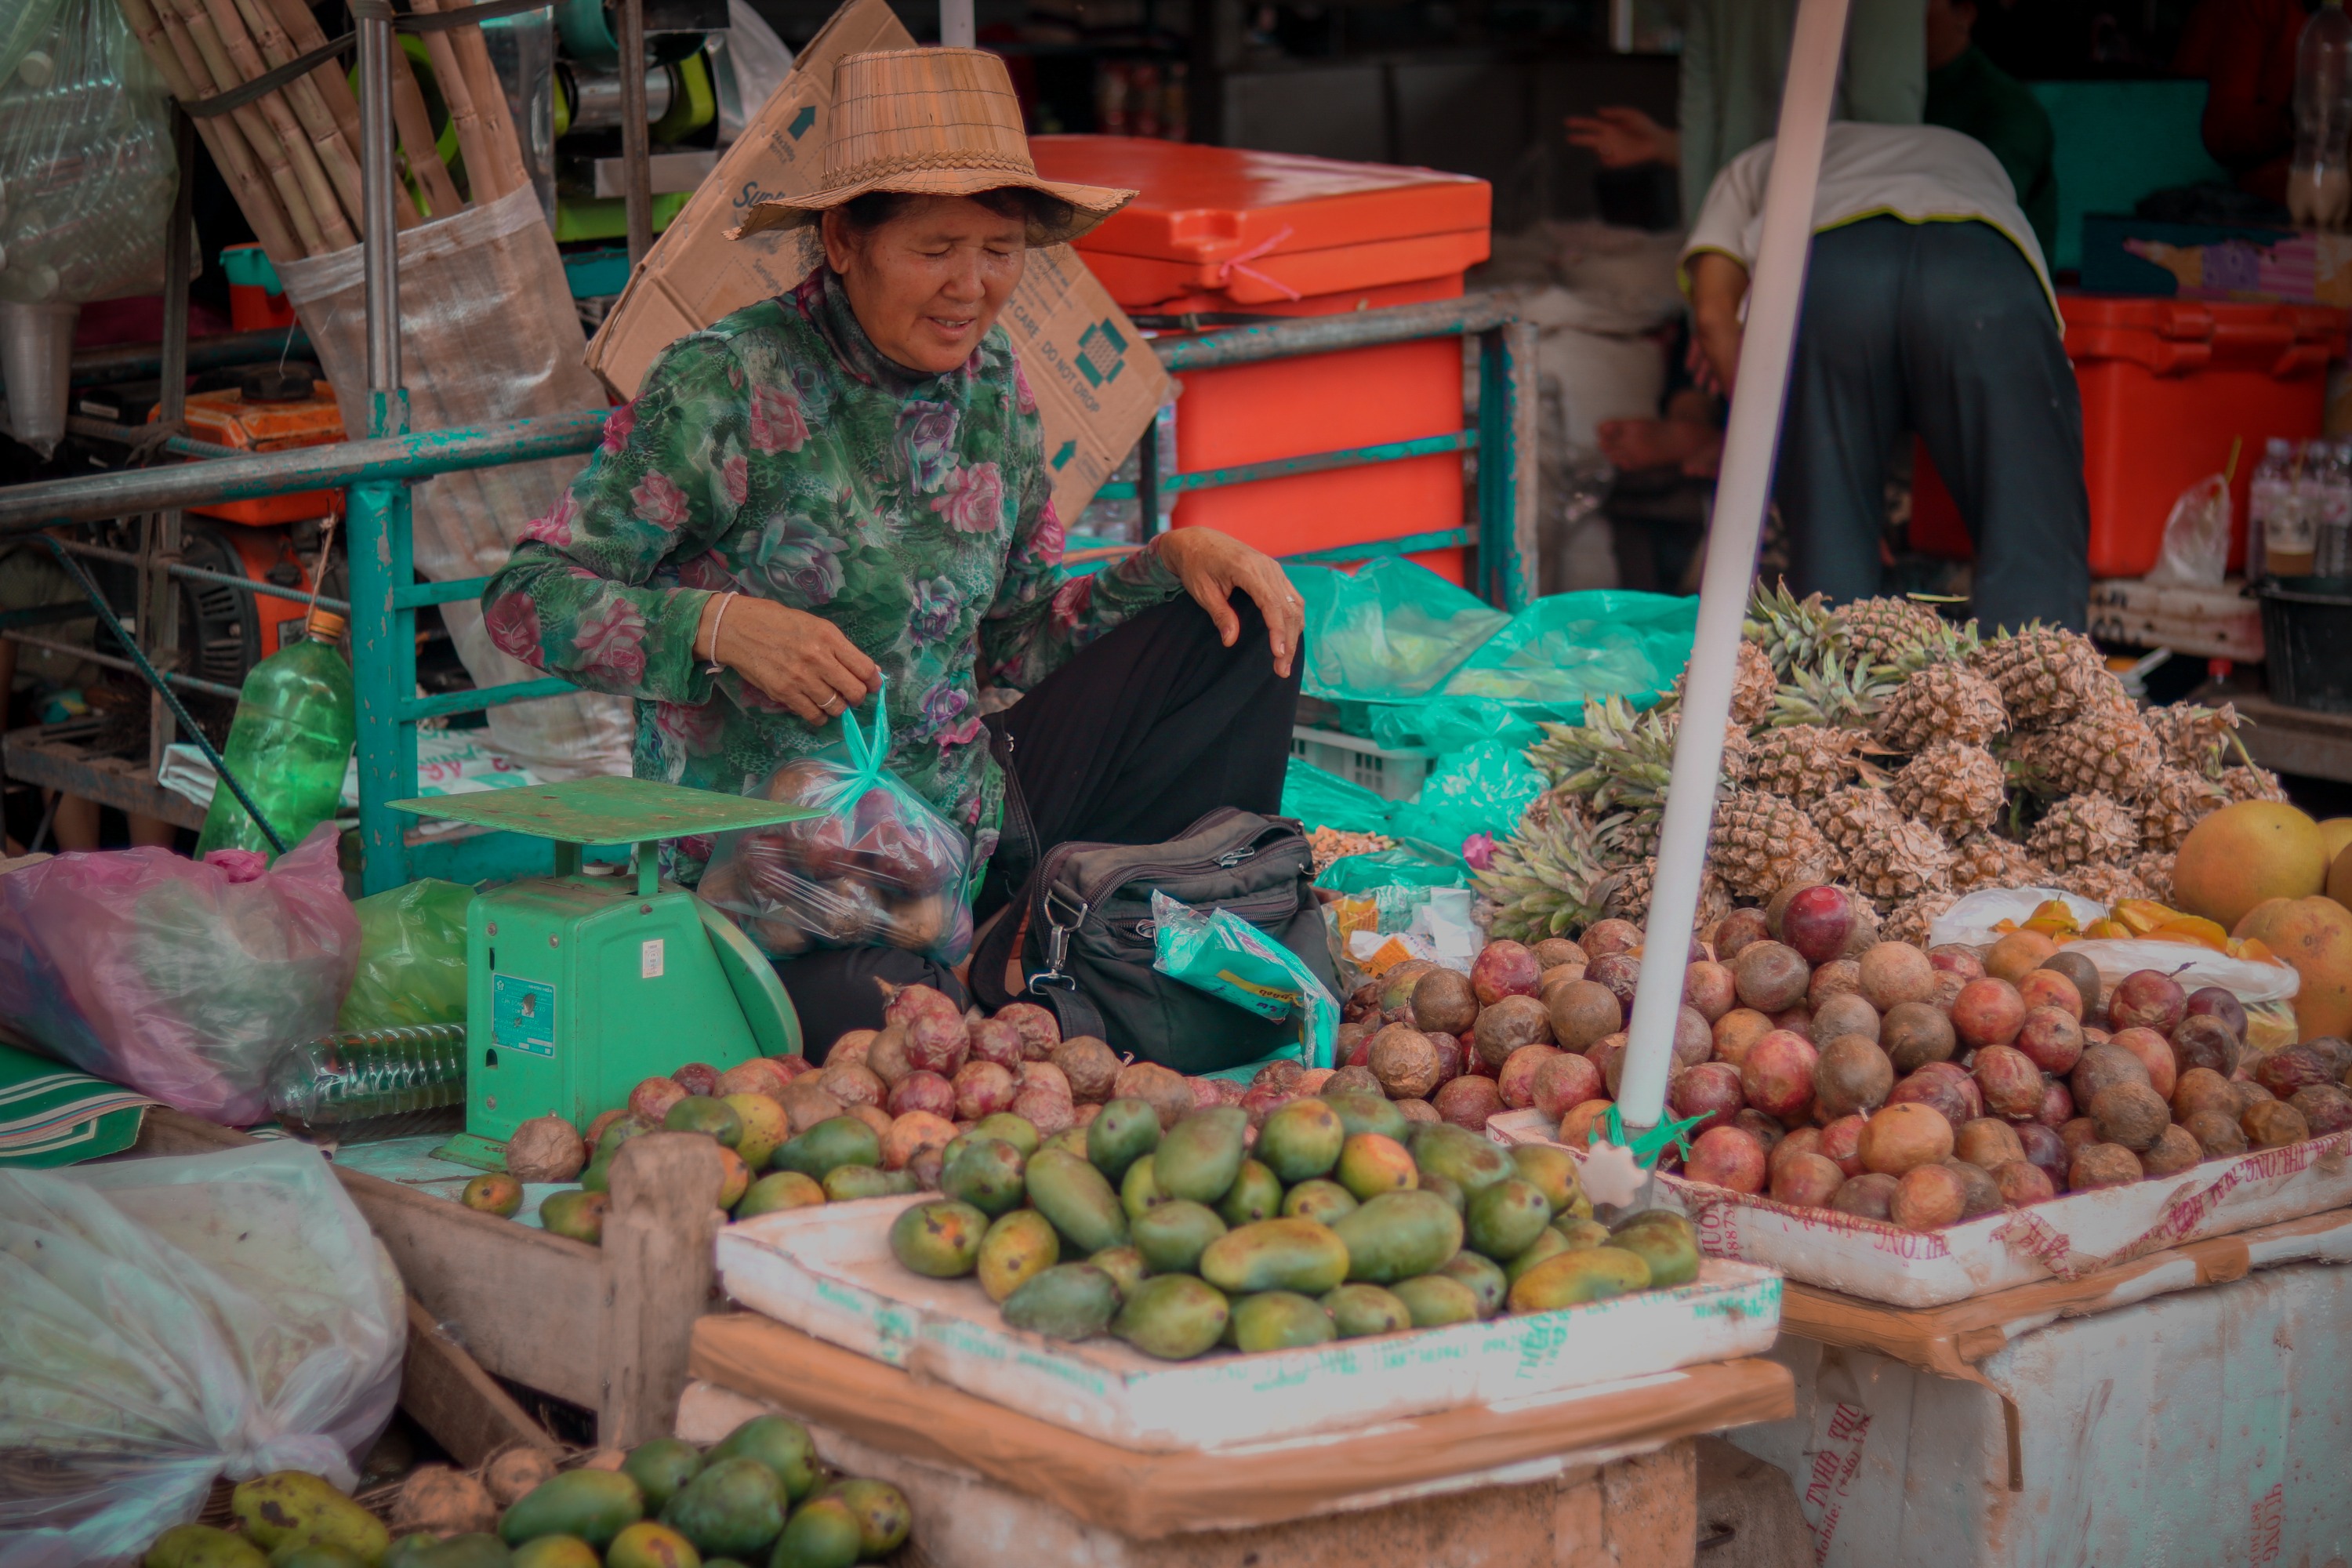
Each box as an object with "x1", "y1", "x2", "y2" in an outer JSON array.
[
  {"x1": 139, "y1": 1417, "x2": 907, "y2": 1568},
  {"x1": 884, "y1": 1087, "x2": 1703, "y2": 1359}
]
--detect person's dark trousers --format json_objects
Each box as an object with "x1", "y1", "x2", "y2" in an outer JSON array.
[
  {"x1": 1771, "y1": 215, "x2": 2091, "y2": 632},
  {"x1": 777, "y1": 591, "x2": 1301, "y2": 1060}
]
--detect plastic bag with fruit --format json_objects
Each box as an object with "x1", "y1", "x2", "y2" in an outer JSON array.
[{"x1": 700, "y1": 685, "x2": 975, "y2": 964}]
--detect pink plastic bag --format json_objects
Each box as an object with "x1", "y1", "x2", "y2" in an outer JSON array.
[{"x1": 0, "y1": 825, "x2": 361, "y2": 1123}]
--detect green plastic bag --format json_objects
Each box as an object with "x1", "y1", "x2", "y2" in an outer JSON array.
[
  {"x1": 336, "y1": 879, "x2": 473, "y2": 1029},
  {"x1": 1290, "y1": 556, "x2": 1510, "y2": 701},
  {"x1": 1381, "y1": 741, "x2": 1546, "y2": 862},
  {"x1": 1279, "y1": 757, "x2": 1395, "y2": 836},
  {"x1": 1316, "y1": 848, "x2": 1470, "y2": 894},
  {"x1": 1150, "y1": 891, "x2": 1338, "y2": 1069}
]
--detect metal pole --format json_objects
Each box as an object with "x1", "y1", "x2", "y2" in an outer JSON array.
[
  {"x1": 618, "y1": 0, "x2": 654, "y2": 265},
  {"x1": 148, "y1": 110, "x2": 196, "y2": 779},
  {"x1": 940, "y1": 0, "x2": 976, "y2": 48},
  {"x1": 1615, "y1": 0, "x2": 1851, "y2": 1134},
  {"x1": 1136, "y1": 409, "x2": 1160, "y2": 536},
  {"x1": 361, "y1": 10, "x2": 401, "y2": 420}
]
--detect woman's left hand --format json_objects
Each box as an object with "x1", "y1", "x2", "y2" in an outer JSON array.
[{"x1": 1153, "y1": 528, "x2": 1301, "y2": 678}]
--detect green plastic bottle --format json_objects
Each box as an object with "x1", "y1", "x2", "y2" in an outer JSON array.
[{"x1": 196, "y1": 608, "x2": 357, "y2": 857}]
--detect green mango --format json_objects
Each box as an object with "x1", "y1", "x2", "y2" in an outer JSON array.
[
  {"x1": 940, "y1": 1137, "x2": 1027, "y2": 1217},
  {"x1": 1504, "y1": 1227, "x2": 1573, "y2": 1286},
  {"x1": 664, "y1": 1097, "x2": 742, "y2": 1148},
  {"x1": 147, "y1": 1526, "x2": 268, "y2": 1568},
  {"x1": 1042, "y1": 1127, "x2": 1092, "y2": 1161},
  {"x1": 707, "y1": 1415, "x2": 821, "y2": 1504},
  {"x1": 1323, "y1": 1089, "x2": 1410, "y2": 1143},
  {"x1": 1086, "y1": 1098, "x2": 1163, "y2": 1183},
  {"x1": 578, "y1": 1154, "x2": 615, "y2": 1194},
  {"x1": 1279, "y1": 1178, "x2": 1357, "y2": 1225},
  {"x1": 541, "y1": 1189, "x2": 610, "y2": 1243},
  {"x1": 1319, "y1": 1283, "x2": 1411, "y2": 1338},
  {"x1": 622, "y1": 1438, "x2": 706, "y2": 1514},
  {"x1": 1508, "y1": 1144, "x2": 1584, "y2": 1216},
  {"x1": 1331, "y1": 1190, "x2": 1464, "y2": 1283},
  {"x1": 419, "y1": 1536, "x2": 509, "y2": 1568},
  {"x1": 1130, "y1": 1199, "x2": 1228, "y2": 1276},
  {"x1": 231, "y1": 1473, "x2": 390, "y2": 1564},
  {"x1": 733, "y1": 1172, "x2": 825, "y2": 1218},
  {"x1": 506, "y1": 1539, "x2": 597, "y2": 1568},
  {"x1": 1333, "y1": 1132, "x2": 1417, "y2": 1201},
  {"x1": 1553, "y1": 1217, "x2": 1611, "y2": 1250},
  {"x1": 381, "y1": 1537, "x2": 438, "y2": 1568},
  {"x1": 1256, "y1": 1098, "x2": 1344, "y2": 1183},
  {"x1": 658, "y1": 1457, "x2": 783, "y2": 1559},
  {"x1": 1420, "y1": 1172, "x2": 1465, "y2": 1217},
  {"x1": 766, "y1": 1499, "x2": 859, "y2": 1568},
  {"x1": 772, "y1": 1118, "x2": 881, "y2": 1181},
  {"x1": 978, "y1": 1208, "x2": 1061, "y2": 1302},
  {"x1": 1391, "y1": 1273, "x2": 1481, "y2": 1327},
  {"x1": 1214, "y1": 1159, "x2": 1285, "y2": 1226},
  {"x1": 1087, "y1": 1245, "x2": 1147, "y2": 1298},
  {"x1": 824, "y1": 1480, "x2": 909, "y2": 1558},
  {"x1": 1198, "y1": 1218, "x2": 1351, "y2": 1295},
  {"x1": 597, "y1": 1116, "x2": 652, "y2": 1156},
  {"x1": 1152, "y1": 1107, "x2": 1248, "y2": 1204},
  {"x1": 1465, "y1": 1178, "x2": 1554, "y2": 1261},
  {"x1": 1119, "y1": 1153, "x2": 1171, "y2": 1220},
  {"x1": 1229, "y1": 1290, "x2": 1338, "y2": 1352},
  {"x1": 1506, "y1": 1245, "x2": 1652, "y2": 1312},
  {"x1": 604, "y1": 1522, "x2": 697, "y2": 1568},
  {"x1": 1607, "y1": 1218, "x2": 1700, "y2": 1289},
  {"x1": 1410, "y1": 1124, "x2": 1512, "y2": 1193},
  {"x1": 271, "y1": 1546, "x2": 366, "y2": 1568},
  {"x1": 1112, "y1": 1273, "x2": 1231, "y2": 1360},
  {"x1": 969, "y1": 1111, "x2": 1041, "y2": 1156},
  {"x1": 820, "y1": 1165, "x2": 915, "y2": 1201},
  {"x1": 1002, "y1": 1262, "x2": 1121, "y2": 1339},
  {"x1": 1438, "y1": 1250, "x2": 1509, "y2": 1318},
  {"x1": 887, "y1": 1199, "x2": 988, "y2": 1278},
  {"x1": 1025, "y1": 1147, "x2": 1129, "y2": 1253},
  {"x1": 499, "y1": 1470, "x2": 644, "y2": 1550}
]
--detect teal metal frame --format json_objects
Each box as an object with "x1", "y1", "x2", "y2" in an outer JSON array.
[{"x1": 0, "y1": 295, "x2": 1533, "y2": 895}]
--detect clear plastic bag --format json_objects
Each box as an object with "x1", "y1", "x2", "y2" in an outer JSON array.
[
  {"x1": 1149, "y1": 891, "x2": 1338, "y2": 1069},
  {"x1": 0, "y1": 1141, "x2": 405, "y2": 1568},
  {"x1": 701, "y1": 690, "x2": 974, "y2": 964},
  {"x1": 2149, "y1": 472, "x2": 2233, "y2": 586},
  {"x1": 336, "y1": 878, "x2": 474, "y2": 1030},
  {"x1": 0, "y1": 825, "x2": 362, "y2": 1123}
]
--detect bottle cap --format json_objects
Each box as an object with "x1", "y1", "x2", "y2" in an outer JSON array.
[{"x1": 307, "y1": 608, "x2": 349, "y2": 641}]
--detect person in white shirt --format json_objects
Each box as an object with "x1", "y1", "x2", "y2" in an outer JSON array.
[{"x1": 1683, "y1": 120, "x2": 2089, "y2": 630}]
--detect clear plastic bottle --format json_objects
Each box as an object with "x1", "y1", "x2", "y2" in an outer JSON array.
[
  {"x1": 2249, "y1": 437, "x2": 2292, "y2": 579},
  {"x1": 266, "y1": 1024, "x2": 468, "y2": 1138},
  {"x1": 2292, "y1": 0, "x2": 2352, "y2": 228},
  {"x1": 2322, "y1": 440, "x2": 2352, "y2": 576},
  {"x1": 2276, "y1": 440, "x2": 2325, "y2": 576},
  {"x1": 196, "y1": 608, "x2": 358, "y2": 857}
]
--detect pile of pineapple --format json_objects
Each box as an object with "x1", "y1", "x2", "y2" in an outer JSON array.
[{"x1": 1478, "y1": 585, "x2": 2286, "y2": 947}]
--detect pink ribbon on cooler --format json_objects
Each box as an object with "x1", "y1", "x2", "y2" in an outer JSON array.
[{"x1": 1216, "y1": 225, "x2": 1303, "y2": 301}]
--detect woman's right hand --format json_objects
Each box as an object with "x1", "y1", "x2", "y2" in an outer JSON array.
[{"x1": 697, "y1": 594, "x2": 880, "y2": 724}]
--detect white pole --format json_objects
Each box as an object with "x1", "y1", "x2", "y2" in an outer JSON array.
[
  {"x1": 941, "y1": 0, "x2": 975, "y2": 48},
  {"x1": 1615, "y1": 0, "x2": 1851, "y2": 1133}
]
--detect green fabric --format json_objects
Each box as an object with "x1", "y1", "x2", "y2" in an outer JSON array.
[
  {"x1": 0, "y1": 1040, "x2": 149, "y2": 1167},
  {"x1": 1926, "y1": 45, "x2": 2059, "y2": 260},
  {"x1": 481, "y1": 267, "x2": 1184, "y2": 880},
  {"x1": 337, "y1": 879, "x2": 474, "y2": 1030}
]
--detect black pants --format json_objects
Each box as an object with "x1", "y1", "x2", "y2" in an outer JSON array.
[
  {"x1": 777, "y1": 591, "x2": 1301, "y2": 1060},
  {"x1": 1774, "y1": 216, "x2": 2090, "y2": 632}
]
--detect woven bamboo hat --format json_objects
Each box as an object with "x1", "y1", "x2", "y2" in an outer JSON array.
[{"x1": 734, "y1": 48, "x2": 1135, "y2": 245}]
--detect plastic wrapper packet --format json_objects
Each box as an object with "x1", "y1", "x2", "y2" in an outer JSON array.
[
  {"x1": 700, "y1": 686, "x2": 975, "y2": 964},
  {"x1": 0, "y1": 824, "x2": 361, "y2": 1123},
  {"x1": 336, "y1": 877, "x2": 474, "y2": 1029},
  {"x1": 1149, "y1": 890, "x2": 1338, "y2": 1069},
  {"x1": 0, "y1": 1142, "x2": 404, "y2": 1568}
]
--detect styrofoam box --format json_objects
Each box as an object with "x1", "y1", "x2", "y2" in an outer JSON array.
[
  {"x1": 1488, "y1": 1109, "x2": 2352, "y2": 1308},
  {"x1": 717, "y1": 1191, "x2": 1781, "y2": 1452}
]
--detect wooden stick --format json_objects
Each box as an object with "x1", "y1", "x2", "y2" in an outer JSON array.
[
  {"x1": 250, "y1": 0, "x2": 421, "y2": 228},
  {"x1": 154, "y1": 0, "x2": 328, "y2": 254},
  {"x1": 113, "y1": 0, "x2": 301, "y2": 261},
  {"x1": 415, "y1": 0, "x2": 529, "y2": 199},
  {"x1": 195, "y1": 0, "x2": 356, "y2": 249},
  {"x1": 405, "y1": 3, "x2": 502, "y2": 204},
  {"x1": 226, "y1": 0, "x2": 369, "y2": 231},
  {"x1": 387, "y1": 43, "x2": 469, "y2": 216}
]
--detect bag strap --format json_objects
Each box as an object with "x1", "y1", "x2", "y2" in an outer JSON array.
[{"x1": 968, "y1": 869, "x2": 1114, "y2": 1042}]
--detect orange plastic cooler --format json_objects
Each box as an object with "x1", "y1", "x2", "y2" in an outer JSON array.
[
  {"x1": 1029, "y1": 138, "x2": 1490, "y2": 582},
  {"x1": 1911, "y1": 296, "x2": 2348, "y2": 576}
]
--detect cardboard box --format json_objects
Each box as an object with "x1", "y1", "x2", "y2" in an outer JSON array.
[{"x1": 583, "y1": 0, "x2": 1166, "y2": 523}]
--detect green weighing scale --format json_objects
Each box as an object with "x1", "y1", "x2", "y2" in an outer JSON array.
[{"x1": 391, "y1": 777, "x2": 818, "y2": 1171}]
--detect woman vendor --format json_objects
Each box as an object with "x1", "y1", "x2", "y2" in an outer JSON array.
[{"x1": 481, "y1": 48, "x2": 1305, "y2": 1054}]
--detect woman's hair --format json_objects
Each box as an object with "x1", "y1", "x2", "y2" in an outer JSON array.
[{"x1": 837, "y1": 186, "x2": 1075, "y2": 236}]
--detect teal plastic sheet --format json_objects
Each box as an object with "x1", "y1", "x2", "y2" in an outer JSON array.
[
  {"x1": 1280, "y1": 757, "x2": 1395, "y2": 836},
  {"x1": 1316, "y1": 848, "x2": 1471, "y2": 894},
  {"x1": 1381, "y1": 740, "x2": 1546, "y2": 860}
]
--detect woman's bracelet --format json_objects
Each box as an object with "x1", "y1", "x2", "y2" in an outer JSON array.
[{"x1": 702, "y1": 592, "x2": 739, "y2": 676}]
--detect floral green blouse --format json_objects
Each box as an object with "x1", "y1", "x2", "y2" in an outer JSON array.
[{"x1": 482, "y1": 267, "x2": 1183, "y2": 873}]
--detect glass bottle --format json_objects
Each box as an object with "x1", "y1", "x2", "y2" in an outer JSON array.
[
  {"x1": 2292, "y1": 0, "x2": 2352, "y2": 229},
  {"x1": 195, "y1": 608, "x2": 357, "y2": 857}
]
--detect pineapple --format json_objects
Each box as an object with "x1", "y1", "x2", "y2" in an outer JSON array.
[
  {"x1": 2008, "y1": 707, "x2": 2164, "y2": 800},
  {"x1": 2129, "y1": 849, "x2": 2176, "y2": 904},
  {"x1": 1710, "y1": 789, "x2": 1836, "y2": 900},
  {"x1": 2060, "y1": 863, "x2": 2149, "y2": 906},
  {"x1": 2221, "y1": 764, "x2": 2290, "y2": 804},
  {"x1": 1836, "y1": 596, "x2": 1976, "y2": 673},
  {"x1": 1669, "y1": 640, "x2": 1780, "y2": 728},
  {"x1": 1948, "y1": 830, "x2": 2049, "y2": 891},
  {"x1": 1768, "y1": 653, "x2": 1900, "y2": 731},
  {"x1": 1873, "y1": 663, "x2": 2007, "y2": 751},
  {"x1": 1600, "y1": 858, "x2": 1733, "y2": 934},
  {"x1": 1747, "y1": 724, "x2": 1861, "y2": 807},
  {"x1": 1744, "y1": 580, "x2": 1847, "y2": 677},
  {"x1": 1966, "y1": 626, "x2": 2104, "y2": 730},
  {"x1": 2134, "y1": 767, "x2": 2233, "y2": 852},
  {"x1": 1813, "y1": 785, "x2": 1905, "y2": 860},
  {"x1": 1889, "y1": 739, "x2": 2005, "y2": 840},
  {"x1": 1844, "y1": 818, "x2": 1954, "y2": 909},
  {"x1": 1531, "y1": 700, "x2": 1749, "y2": 818},
  {"x1": 1599, "y1": 809, "x2": 1661, "y2": 863},
  {"x1": 2144, "y1": 701, "x2": 2241, "y2": 775},
  {"x1": 1475, "y1": 806, "x2": 1615, "y2": 942},
  {"x1": 2025, "y1": 793, "x2": 2141, "y2": 870},
  {"x1": 1882, "y1": 890, "x2": 1959, "y2": 947}
]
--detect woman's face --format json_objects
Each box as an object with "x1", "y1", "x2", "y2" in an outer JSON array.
[{"x1": 822, "y1": 195, "x2": 1028, "y2": 373}]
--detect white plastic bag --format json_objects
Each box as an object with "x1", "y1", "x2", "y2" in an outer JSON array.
[
  {"x1": 0, "y1": 1142, "x2": 405, "y2": 1568},
  {"x1": 2148, "y1": 472, "x2": 2232, "y2": 586},
  {"x1": 1929, "y1": 885, "x2": 2301, "y2": 1005}
]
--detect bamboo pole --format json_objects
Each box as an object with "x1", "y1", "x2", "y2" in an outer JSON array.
[
  {"x1": 226, "y1": 0, "x2": 374, "y2": 231},
  {"x1": 388, "y1": 43, "x2": 469, "y2": 216},
  {"x1": 114, "y1": 0, "x2": 301, "y2": 261},
  {"x1": 251, "y1": 0, "x2": 423, "y2": 228},
  {"x1": 414, "y1": 0, "x2": 529, "y2": 199},
  {"x1": 404, "y1": 1, "x2": 503, "y2": 203},
  {"x1": 152, "y1": 0, "x2": 328, "y2": 253},
  {"x1": 194, "y1": 0, "x2": 357, "y2": 249}
]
